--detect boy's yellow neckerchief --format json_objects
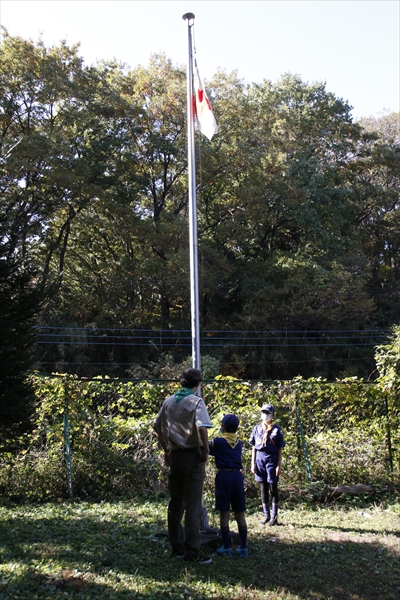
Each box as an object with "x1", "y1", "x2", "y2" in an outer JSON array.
[{"x1": 221, "y1": 432, "x2": 238, "y2": 448}]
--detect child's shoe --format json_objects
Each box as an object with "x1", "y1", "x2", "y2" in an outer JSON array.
[
  {"x1": 216, "y1": 546, "x2": 232, "y2": 557},
  {"x1": 235, "y1": 547, "x2": 248, "y2": 558},
  {"x1": 268, "y1": 515, "x2": 278, "y2": 526},
  {"x1": 259, "y1": 515, "x2": 270, "y2": 525}
]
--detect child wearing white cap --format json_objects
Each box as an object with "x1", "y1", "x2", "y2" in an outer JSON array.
[{"x1": 249, "y1": 403, "x2": 285, "y2": 526}]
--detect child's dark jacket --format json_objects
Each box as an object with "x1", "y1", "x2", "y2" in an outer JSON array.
[{"x1": 209, "y1": 437, "x2": 243, "y2": 470}]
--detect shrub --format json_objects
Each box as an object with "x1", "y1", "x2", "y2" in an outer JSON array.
[{"x1": 0, "y1": 374, "x2": 398, "y2": 501}]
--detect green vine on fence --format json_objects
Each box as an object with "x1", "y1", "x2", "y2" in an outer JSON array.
[{"x1": 0, "y1": 368, "x2": 398, "y2": 502}]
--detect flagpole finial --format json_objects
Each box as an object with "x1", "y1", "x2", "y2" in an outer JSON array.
[{"x1": 182, "y1": 12, "x2": 195, "y2": 21}]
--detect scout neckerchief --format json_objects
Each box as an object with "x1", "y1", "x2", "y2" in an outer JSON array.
[
  {"x1": 175, "y1": 387, "x2": 195, "y2": 403},
  {"x1": 262, "y1": 421, "x2": 274, "y2": 446},
  {"x1": 221, "y1": 432, "x2": 238, "y2": 448}
]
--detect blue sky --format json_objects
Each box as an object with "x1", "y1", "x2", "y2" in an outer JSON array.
[{"x1": 0, "y1": 0, "x2": 399, "y2": 119}]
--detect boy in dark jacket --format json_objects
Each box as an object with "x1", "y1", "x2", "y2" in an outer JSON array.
[{"x1": 209, "y1": 414, "x2": 248, "y2": 558}]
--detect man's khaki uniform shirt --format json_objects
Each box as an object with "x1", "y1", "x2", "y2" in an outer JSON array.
[{"x1": 154, "y1": 393, "x2": 212, "y2": 451}]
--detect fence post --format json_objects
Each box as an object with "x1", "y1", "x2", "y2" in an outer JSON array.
[
  {"x1": 384, "y1": 393, "x2": 394, "y2": 476},
  {"x1": 295, "y1": 399, "x2": 313, "y2": 482},
  {"x1": 63, "y1": 383, "x2": 74, "y2": 499}
]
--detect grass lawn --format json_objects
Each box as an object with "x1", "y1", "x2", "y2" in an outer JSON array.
[{"x1": 0, "y1": 493, "x2": 399, "y2": 600}]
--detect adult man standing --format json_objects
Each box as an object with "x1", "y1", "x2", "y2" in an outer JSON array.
[{"x1": 153, "y1": 368, "x2": 213, "y2": 564}]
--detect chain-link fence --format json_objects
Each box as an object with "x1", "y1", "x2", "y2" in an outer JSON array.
[{"x1": 0, "y1": 375, "x2": 398, "y2": 502}]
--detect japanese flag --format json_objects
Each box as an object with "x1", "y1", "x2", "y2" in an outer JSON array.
[{"x1": 194, "y1": 64, "x2": 218, "y2": 140}]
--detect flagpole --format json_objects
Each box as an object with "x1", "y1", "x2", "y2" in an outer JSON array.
[{"x1": 183, "y1": 12, "x2": 201, "y2": 371}]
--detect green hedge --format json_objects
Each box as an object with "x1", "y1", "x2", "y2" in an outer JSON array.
[{"x1": 0, "y1": 374, "x2": 398, "y2": 501}]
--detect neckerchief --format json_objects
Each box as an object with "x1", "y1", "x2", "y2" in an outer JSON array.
[
  {"x1": 262, "y1": 422, "x2": 274, "y2": 446},
  {"x1": 221, "y1": 432, "x2": 238, "y2": 448},
  {"x1": 174, "y1": 387, "x2": 194, "y2": 403}
]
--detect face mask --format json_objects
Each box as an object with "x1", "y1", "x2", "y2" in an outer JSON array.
[{"x1": 261, "y1": 412, "x2": 273, "y2": 422}]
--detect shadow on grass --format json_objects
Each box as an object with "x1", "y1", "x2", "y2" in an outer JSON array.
[
  {"x1": 285, "y1": 520, "x2": 400, "y2": 539},
  {"x1": 0, "y1": 507, "x2": 399, "y2": 600}
]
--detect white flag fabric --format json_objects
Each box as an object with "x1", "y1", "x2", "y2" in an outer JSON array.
[{"x1": 194, "y1": 64, "x2": 218, "y2": 140}]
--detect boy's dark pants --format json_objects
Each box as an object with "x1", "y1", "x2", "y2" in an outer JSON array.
[{"x1": 168, "y1": 448, "x2": 205, "y2": 559}]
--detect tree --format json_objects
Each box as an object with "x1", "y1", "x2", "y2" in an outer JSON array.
[
  {"x1": 187, "y1": 74, "x2": 399, "y2": 377},
  {"x1": 197, "y1": 75, "x2": 376, "y2": 322},
  {"x1": 0, "y1": 30, "x2": 130, "y2": 426},
  {"x1": 0, "y1": 256, "x2": 43, "y2": 449},
  {"x1": 354, "y1": 112, "x2": 400, "y2": 327},
  {"x1": 3, "y1": 31, "x2": 400, "y2": 381},
  {"x1": 358, "y1": 111, "x2": 400, "y2": 145},
  {"x1": 44, "y1": 54, "x2": 192, "y2": 331},
  {"x1": 375, "y1": 324, "x2": 400, "y2": 392}
]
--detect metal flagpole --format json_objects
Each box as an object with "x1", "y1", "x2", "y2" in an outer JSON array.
[{"x1": 183, "y1": 12, "x2": 201, "y2": 371}]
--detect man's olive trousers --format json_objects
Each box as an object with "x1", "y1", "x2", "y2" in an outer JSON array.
[{"x1": 168, "y1": 448, "x2": 205, "y2": 559}]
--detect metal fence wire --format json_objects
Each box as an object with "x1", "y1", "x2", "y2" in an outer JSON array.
[{"x1": 0, "y1": 375, "x2": 398, "y2": 501}]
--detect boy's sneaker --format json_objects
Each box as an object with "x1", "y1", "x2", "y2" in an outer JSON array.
[
  {"x1": 171, "y1": 550, "x2": 185, "y2": 559},
  {"x1": 216, "y1": 546, "x2": 232, "y2": 557},
  {"x1": 183, "y1": 554, "x2": 212, "y2": 564},
  {"x1": 235, "y1": 547, "x2": 249, "y2": 558},
  {"x1": 268, "y1": 516, "x2": 278, "y2": 526}
]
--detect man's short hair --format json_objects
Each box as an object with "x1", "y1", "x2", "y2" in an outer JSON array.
[{"x1": 180, "y1": 368, "x2": 202, "y2": 388}]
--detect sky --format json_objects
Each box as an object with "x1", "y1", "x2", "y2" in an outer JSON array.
[{"x1": 0, "y1": 0, "x2": 399, "y2": 120}]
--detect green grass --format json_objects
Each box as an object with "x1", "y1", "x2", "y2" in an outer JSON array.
[{"x1": 0, "y1": 494, "x2": 399, "y2": 600}]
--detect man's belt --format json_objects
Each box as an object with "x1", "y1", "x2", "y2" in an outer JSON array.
[{"x1": 218, "y1": 468, "x2": 240, "y2": 471}]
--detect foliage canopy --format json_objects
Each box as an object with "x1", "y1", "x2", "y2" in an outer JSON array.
[{"x1": 0, "y1": 31, "x2": 399, "y2": 387}]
